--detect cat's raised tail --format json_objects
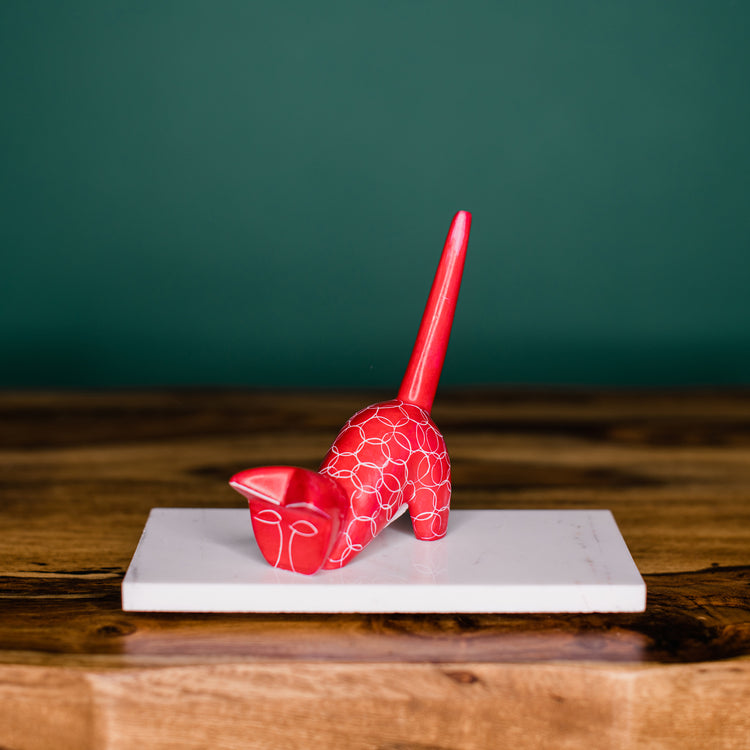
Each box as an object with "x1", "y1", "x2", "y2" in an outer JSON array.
[{"x1": 397, "y1": 210, "x2": 472, "y2": 413}]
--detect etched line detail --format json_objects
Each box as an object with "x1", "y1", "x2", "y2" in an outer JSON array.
[{"x1": 320, "y1": 399, "x2": 451, "y2": 568}]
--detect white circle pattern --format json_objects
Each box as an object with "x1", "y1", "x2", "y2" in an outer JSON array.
[{"x1": 319, "y1": 399, "x2": 451, "y2": 568}]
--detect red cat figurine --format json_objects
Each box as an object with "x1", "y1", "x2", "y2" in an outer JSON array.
[{"x1": 230, "y1": 211, "x2": 472, "y2": 574}]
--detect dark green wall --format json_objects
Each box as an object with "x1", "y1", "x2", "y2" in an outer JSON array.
[{"x1": 2, "y1": 1, "x2": 749, "y2": 387}]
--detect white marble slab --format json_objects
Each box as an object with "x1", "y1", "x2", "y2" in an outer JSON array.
[{"x1": 121, "y1": 509, "x2": 646, "y2": 613}]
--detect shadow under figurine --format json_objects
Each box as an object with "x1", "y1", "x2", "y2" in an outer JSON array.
[{"x1": 230, "y1": 211, "x2": 472, "y2": 574}]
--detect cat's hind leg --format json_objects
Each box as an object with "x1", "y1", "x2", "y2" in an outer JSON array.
[{"x1": 408, "y1": 479, "x2": 450, "y2": 541}]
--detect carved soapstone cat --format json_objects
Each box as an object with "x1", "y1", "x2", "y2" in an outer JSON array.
[{"x1": 230, "y1": 211, "x2": 471, "y2": 574}]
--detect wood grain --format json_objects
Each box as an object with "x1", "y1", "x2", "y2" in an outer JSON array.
[{"x1": 1, "y1": 389, "x2": 749, "y2": 748}]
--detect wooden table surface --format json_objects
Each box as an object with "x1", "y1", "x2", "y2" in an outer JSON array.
[{"x1": 1, "y1": 388, "x2": 749, "y2": 749}]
